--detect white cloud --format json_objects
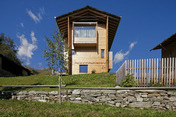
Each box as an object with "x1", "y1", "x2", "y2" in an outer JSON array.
[
  {"x1": 17, "y1": 31, "x2": 38, "y2": 65},
  {"x1": 114, "y1": 41, "x2": 137, "y2": 64},
  {"x1": 129, "y1": 41, "x2": 137, "y2": 50},
  {"x1": 20, "y1": 23, "x2": 24, "y2": 28},
  {"x1": 27, "y1": 8, "x2": 45, "y2": 23}
]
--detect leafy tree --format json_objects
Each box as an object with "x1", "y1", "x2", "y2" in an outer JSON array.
[
  {"x1": 43, "y1": 28, "x2": 68, "y2": 75},
  {"x1": 0, "y1": 33, "x2": 21, "y2": 64}
]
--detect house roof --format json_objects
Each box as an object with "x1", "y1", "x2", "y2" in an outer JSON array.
[
  {"x1": 55, "y1": 5, "x2": 121, "y2": 50},
  {"x1": 150, "y1": 33, "x2": 176, "y2": 51}
]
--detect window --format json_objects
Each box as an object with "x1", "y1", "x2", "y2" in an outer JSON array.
[
  {"x1": 72, "y1": 50, "x2": 75, "y2": 55},
  {"x1": 80, "y1": 65, "x2": 88, "y2": 73},
  {"x1": 101, "y1": 49, "x2": 104, "y2": 58},
  {"x1": 74, "y1": 26, "x2": 96, "y2": 38}
]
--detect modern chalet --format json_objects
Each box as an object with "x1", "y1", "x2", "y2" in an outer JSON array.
[
  {"x1": 55, "y1": 6, "x2": 121, "y2": 75},
  {"x1": 151, "y1": 33, "x2": 176, "y2": 58}
]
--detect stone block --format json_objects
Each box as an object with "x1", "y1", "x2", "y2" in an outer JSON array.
[
  {"x1": 38, "y1": 99, "x2": 47, "y2": 102},
  {"x1": 116, "y1": 103, "x2": 121, "y2": 107},
  {"x1": 129, "y1": 102, "x2": 152, "y2": 108},
  {"x1": 72, "y1": 90, "x2": 81, "y2": 95},
  {"x1": 102, "y1": 90, "x2": 116, "y2": 94},
  {"x1": 169, "y1": 97, "x2": 176, "y2": 101},
  {"x1": 49, "y1": 91, "x2": 58, "y2": 95},
  {"x1": 75, "y1": 97, "x2": 81, "y2": 101},
  {"x1": 18, "y1": 91, "x2": 28, "y2": 95},
  {"x1": 70, "y1": 101, "x2": 81, "y2": 103},
  {"x1": 153, "y1": 102, "x2": 160, "y2": 106}
]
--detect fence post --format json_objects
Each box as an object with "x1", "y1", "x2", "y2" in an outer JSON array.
[{"x1": 59, "y1": 76, "x2": 61, "y2": 104}]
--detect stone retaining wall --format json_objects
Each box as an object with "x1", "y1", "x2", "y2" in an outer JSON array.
[{"x1": 1, "y1": 90, "x2": 176, "y2": 110}]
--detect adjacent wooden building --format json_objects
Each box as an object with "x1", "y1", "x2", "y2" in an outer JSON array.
[
  {"x1": 151, "y1": 33, "x2": 176, "y2": 58},
  {"x1": 55, "y1": 6, "x2": 121, "y2": 75}
]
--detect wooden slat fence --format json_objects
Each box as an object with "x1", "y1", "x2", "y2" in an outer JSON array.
[{"x1": 116, "y1": 58, "x2": 176, "y2": 87}]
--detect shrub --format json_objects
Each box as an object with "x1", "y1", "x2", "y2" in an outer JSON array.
[
  {"x1": 149, "y1": 82, "x2": 163, "y2": 87},
  {"x1": 91, "y1": 70, "x2": 96, "y2": 74},
  {"x1": 121, "y1": 73, "x2": 136, "y2": 87}
]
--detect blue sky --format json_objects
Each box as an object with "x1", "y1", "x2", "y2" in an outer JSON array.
[{"x1": 0, "y1": 0, "x2": 176, "y2": 73}]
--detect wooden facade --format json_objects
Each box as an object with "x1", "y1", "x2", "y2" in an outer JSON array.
[
  {"x1": 151, "y1": 33, "x2": 176, "y2": 58},
  {"x1": 55, "y1": 6, "x2": 121, "y2": 74}
]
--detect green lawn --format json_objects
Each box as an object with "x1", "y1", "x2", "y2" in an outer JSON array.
[
  {"x1": 0, "y1": 99, "x2": 175, "y2": 117},
  {"x1": 0, "y1": 72, "x2": 116, "y2": 91}
]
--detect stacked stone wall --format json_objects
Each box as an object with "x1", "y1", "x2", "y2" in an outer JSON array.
[{"x1": 1, "y1": 90, "x2": 176, "y2": 110}]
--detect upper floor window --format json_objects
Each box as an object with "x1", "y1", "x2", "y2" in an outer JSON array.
[
  {"x1": 73, "y1": 22, "x2": 97, "y2": 39},
  {"x1": 74, "y1": 26, "x2": 96, "y2": 38}
]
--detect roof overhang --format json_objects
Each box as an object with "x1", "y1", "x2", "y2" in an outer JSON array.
[
  {"x1": 150, "y1": 33, "x2": 176, "y2": 51},
  {"x1": 55, "y1": 5, "x2": 121, "y2": 50}
]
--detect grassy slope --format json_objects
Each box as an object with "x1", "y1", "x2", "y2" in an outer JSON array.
[
  {"x1": 0, "y1": 72, "x2": 116, "y2": 91},
  {"x1": 0, "y1": 99, "x2": 176, "y2": 117}
]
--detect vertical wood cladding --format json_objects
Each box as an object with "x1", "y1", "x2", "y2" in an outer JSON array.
[{"x1": 72, "y1": 23, "x2": 110, "y2": 74}]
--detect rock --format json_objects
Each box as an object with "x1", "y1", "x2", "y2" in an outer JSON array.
[
  {"x1": 32, "y1": 97, "x2": 41, "y2": 100},
  {"x1": 141, "y1": 95, "x2": 147, "y2": 98},
  {"x1": 35, "y1": 91, "x2": 47, "y2": 94},
  {"x1": 38, "y1": 99, "x2": 47, "y2": 102},
  {"x1": 115, "y1": 86, "x2": 121, "y2": 88},
  {"x1": 28, "y1": 91, "x2": 37, "y2": 95},
  {"x1": 108, "y1": 101, "x2": 115, "y2": 105},
  {"x1": 135, "y1": 90, "x2": 166, "y2": 93},
  {"x1": 117, "y1": 90, "x2": 129, "y2": 94},
  {"x1": 173, "y1": 102, "x2": 176, "y2": 106},
  {"x1": 129, "y1": 102, "x2": 152, "y2": 108},
  {"x1": 70, "y1": 101, "x2": 81, "y2": 103},
  {"x1": 18, "y1": 91, "x2": 28, "y2": 95},
  {"x1": 116, "y1": 103, "x2": 121, "y2": 107},
  {"x1": 153, "y1": 102, "x2": 160, "y2": 106},
  {"x1": 75, "y1": 97, "x2": 81, "y2": 101},
  {"x1": 127, "y1": 96, "x2": 136, "y2": 102},
  {"x1": 148, "y1": 94, "x2": 160, "y2": 98},
  {"x1": 72, "y1": 90, "x2": 81, "y2": 95},
  {"x1": 102, "y1": 90, "x2": 116, "y2": 94},
  {"x1": 169, "y1": 97, "x2": 176, "y2": 101},
  {"x1": 137, "y1": 97, "x2": 143, "y2": 102},
  {"x1": 49, "y1": 91, "x2": 58, "y2": 95}
]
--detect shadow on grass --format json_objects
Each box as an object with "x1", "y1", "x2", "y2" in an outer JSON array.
[{"x1": 0, "y1": 83, "x2": 43, "y2": 91}]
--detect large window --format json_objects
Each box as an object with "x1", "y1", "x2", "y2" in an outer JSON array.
[
  {"x1": 74, "y1": 26, "x2": 96, "y2": 38},
  {"x1": 80, "y1": 65, "x2": 88, "y2": 73}
]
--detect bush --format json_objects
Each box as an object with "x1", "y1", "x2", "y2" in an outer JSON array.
[
  {"x1": 149, "y1": 82, "x2": 163, "y2": 87},
  {"x1": 121, "y1": 73, "x2": 136, "y2": 87},
  {"x1": 91, "y1": 70, "x2": 96, "y2": 74}
]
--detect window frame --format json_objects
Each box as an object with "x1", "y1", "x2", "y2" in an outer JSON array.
[
  {"x1": 79, "y1": 65, "x2": 88, "y2": 73},
  {"x1": 73, "y1": 22, "x2": 97, "y2": 41},
  {"x1": 101, "y1": 49, "x2": 105, "y2": 58}
]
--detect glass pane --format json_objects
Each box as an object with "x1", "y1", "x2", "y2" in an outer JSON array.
[
  {"x1": 80, "y1": 65, "x2": 88, "y2": 73},
  {"x1": 74, "y1": 26, "x2": 96, "y2": 38},
  {"x1": 101, "y1": 49, "x2": 104, "y2": 58}
]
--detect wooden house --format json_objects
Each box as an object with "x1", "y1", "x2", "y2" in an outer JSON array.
[
  {"x1": 55, "y1": 6, "x2": 121, "y2": 75},
  {"x1": 151, "y1": 33, "x2": 176, "y2": 58}
]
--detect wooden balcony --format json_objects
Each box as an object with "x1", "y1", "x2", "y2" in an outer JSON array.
[{"x1": 74, "y1": 37, "x2": 97, "y2": 46}]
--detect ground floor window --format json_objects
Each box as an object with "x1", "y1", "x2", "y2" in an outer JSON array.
[{"x1": 80, "y1": 65, "x2": 88, "y2": 73}]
